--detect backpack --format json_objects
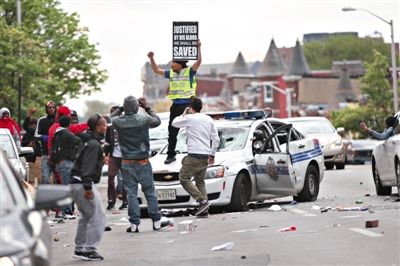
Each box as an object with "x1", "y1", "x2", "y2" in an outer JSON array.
[{"x1": 50, "y1": 133, "x2": 63, "y2": 164}]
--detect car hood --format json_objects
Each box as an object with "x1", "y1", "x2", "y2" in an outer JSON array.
[
  {"x1": 151, "y1": 153, "x2": 228, "y2": 173},
  {"x1": 305, "y1": 133, "x2": 341, "y2": 147},
  {"x1": 0, "y1": 210, "x2": 33, "y2": 256}
]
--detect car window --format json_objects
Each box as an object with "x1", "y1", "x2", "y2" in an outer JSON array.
[
  {"x1": 291, "y1": 120, "x2": 335, "y2": 134},
  {"x1": 0, "y1": 134, "x2": 18, "y2": 159},
  {"x1": 170, "y1": 126, "x2": 249, "y2": 154}
]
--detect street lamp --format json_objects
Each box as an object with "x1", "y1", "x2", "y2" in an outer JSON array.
[{"x1": 342, "y1": 7, "x2": 398, "y2": 113}]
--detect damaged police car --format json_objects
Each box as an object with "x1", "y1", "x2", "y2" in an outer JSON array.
[{"x1": 139, "y1": 110, "x2": 324, "y2": 212}]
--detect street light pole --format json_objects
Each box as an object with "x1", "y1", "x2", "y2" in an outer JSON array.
[{"x1": 342, "y1": 7, "x2": 398, "y2": 113}]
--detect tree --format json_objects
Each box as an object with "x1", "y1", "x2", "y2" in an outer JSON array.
[
  {"x1": 304, "y1": 35, "x2": 392, "y2": 70},
  {"x1": 331, "y1": 50, "x2": 395, "y2": 137},
  {"x1": 0, "y1": 0, "x2": 107, "y2": 120}
]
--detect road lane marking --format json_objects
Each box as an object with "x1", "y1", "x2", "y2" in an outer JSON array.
[
  {"x1": 288, "y1": 208, "x2": 317, "y2": 217},
  {"x1": 341, "y1": 215, "x2": 363, "y2": 219},
  {"x1": 349, "y1": 228, "x2": 382, "y2": 237}
]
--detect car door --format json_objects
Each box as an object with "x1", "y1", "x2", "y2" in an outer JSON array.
[
  {"x1": 384, "y1": 133, "x2": 399, "y2": 182},
  {"x1": 253, "y1": 123, "x2": 296, "y2": 195}
]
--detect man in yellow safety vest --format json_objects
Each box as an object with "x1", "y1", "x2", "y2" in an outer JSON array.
[{"x1": 147, "y1": 39, "x2": 202, "y2": 164}]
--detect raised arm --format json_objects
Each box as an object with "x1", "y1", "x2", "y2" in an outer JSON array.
[
  {"x1": 147, "y1": 52, "x2": 165, "y2": 76},
  {"x1": 191, "y1": 39, "x2": 202, "y2": 72}
]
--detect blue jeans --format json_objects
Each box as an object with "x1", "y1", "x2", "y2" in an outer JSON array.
[
  {"x1": 41, "y1": 155, "x2": 52, "y2": 184},
  {"x1": 116, "y1": 170, "x2": 123, "y2": 194},
  {"x1": 121, "y1": 160, "x2": 161, "y2": 225},
  {"x1": 56, "y1": 160, "x2": 74, "y2": 214}
]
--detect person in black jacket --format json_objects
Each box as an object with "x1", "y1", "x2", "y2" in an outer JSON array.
[
  {"x1": 53, "y1": 116, "x2": 82, "y2": 218},
  {"x1": 34, "y1": 101, "x2": 57, "y2": 184},
  {"x1": 22, "y1": 108, "x2": 40, "y2": 186},
  {"x1": 104, "y1": 106, "x2": 127, "y2": 211},
  {"x1": 69, "y1": 114, "x2": 107, "y2": 261}
]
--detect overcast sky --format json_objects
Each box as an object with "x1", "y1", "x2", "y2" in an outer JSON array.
[{"x1": 60, "y1": 0, "x2": 399, "y2": 112}]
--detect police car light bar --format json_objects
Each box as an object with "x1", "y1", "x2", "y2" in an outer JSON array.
[{"x1": 207, "y1": 110, "x2": 268, "y2": 120}]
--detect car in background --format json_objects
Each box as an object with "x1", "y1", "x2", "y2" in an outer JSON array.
[
  {"x1": 149, "y1": 112, "x2": 169, "y2": 157},
  {"x1": 138, "y1": 110, "x2": 324, "y2": 212},
  {"x1": 0, "y1": 128, "x2": 34, "y2": 181},
  {"x1": 284, "y1": 117, "x2": 345, "y2": 170},
  {"x1": 371, "y1": 112, "x2": 400, "y2": 196},
  {"x1": 0, "y1": 150, "x2": 72, "y2": 266},
  {"x1": 346, "y1": 139, "x2": 379, "y2": 164}
]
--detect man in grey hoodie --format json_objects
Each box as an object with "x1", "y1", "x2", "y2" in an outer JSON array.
[{"x1": 112, "y1": 96, "x2": 170, "y2": 233}]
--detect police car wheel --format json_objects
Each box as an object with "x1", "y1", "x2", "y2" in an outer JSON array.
[
  {"x1": 228, "y1": 173, "x2": 250, "y2": 212},
  {"x1": 373, "y1": 161, "x2": 392, "y2": 196},
  {"x1": 294, "y1": 165, "x2": 319, "y2": 202}
]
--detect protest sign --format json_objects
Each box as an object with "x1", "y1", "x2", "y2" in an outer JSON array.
[{"x1": 173, "y1": 21, "x2": 198, "y2": 60}]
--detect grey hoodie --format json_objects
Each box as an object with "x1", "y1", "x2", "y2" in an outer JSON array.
[{"x1": 112, "y1": 96, "x2": 161, "y2": 160}]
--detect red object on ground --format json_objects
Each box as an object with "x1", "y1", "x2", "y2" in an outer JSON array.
[{"x1": 278, "y1": 226, "x2": 297, "y2": 232}]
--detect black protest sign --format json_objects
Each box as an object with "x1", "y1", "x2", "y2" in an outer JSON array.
[{"x1": 172, "y1": 21, "x2": 198, "y2": 60}]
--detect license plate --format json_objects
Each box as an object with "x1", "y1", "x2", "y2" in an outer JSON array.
[{"x1": 157, "y1": 189, "x2": 176, "y2": 201}]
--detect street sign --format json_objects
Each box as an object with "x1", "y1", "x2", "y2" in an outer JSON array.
[{"x1": 172, "y1": 21, "x2": 198, "y2": 60}]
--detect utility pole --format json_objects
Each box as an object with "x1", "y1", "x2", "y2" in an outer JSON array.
[{"x1": 16, "y1": 0, "x2": 23, "y2": 126}]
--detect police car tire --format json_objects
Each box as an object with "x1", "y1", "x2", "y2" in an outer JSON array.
[
  {"x1": 373, "y1": 161, "x2": 392, "y2": 196},
  {"x1": 294, "y1": 165, "x2": 319, "y2": 202},
  {"x1": 336, "y1": 162, "x2": 345, "y2": 170},
  {"x1": 229, "y1": 173, "x2": 250, "y2": 212}
]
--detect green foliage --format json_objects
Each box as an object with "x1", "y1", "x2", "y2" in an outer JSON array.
[
  {"x1": 0, "y1": 0, "x2": 107, "y2": 122},
  {"x1": 360, "y1": 50, "x2": 393, "y2": 115},
  {"x1": 331, "y1": 50, "x2": 395, "y2": 138},
  {"x1": 304, "y1": 35, "x2": 392, "y2": 70}
]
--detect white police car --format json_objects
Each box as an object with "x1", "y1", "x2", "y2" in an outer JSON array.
[
  {"x1": 371, "y1": 112, "x2": 400, "y2": 196},
  {"x1": 138, "y1": 110, "x2": 324, "y2": 212}
]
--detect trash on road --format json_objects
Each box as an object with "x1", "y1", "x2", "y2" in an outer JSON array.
[
  {"x1": 104, "y1": 226, "x2": 112, "y2": 231},
  {"x1": 211, "y1": 242, "x2": 234, "y2": 251},
  {"x1": 355, "y1": 200, "x2": 363, "y2": 204},
  {"x1": 333, "y1": 223, "x2": 342, "y2": 228},
  {"x1": 111, "y1": 211, "x2": 121, "y2": 215},
  {"x1": 278, "y1": 226, "x2": 296, "y2": 232},
  {"x1": 232, "y1": 229, "x2": 258, "y2": 233},
  {"x1": 259, "y1": 225, "x2": 269, "y2": 228},
  {"x1": 365, "y1": 220, "x2": 379, "y2": 228},
  {"x1": 364, "y1": 194, "x2": 370, "y2": 197},
  {"x1": 64, "y1": 244, "x2": 71, "y2": 247},
  {"x1": 311, "y1": 205, "x2": 321, "y2": 210},
  {"x1": 268, "y1": 204, "x2": 282, "y2": 211},
  {"x1": 53, "y1": 233, "x2": 60, "y2": 242},
  {"x1": 178, "y1": 220, "x2": 195, "y2": 232},
  {"x1": 337, "y1": 207, "x2": 368, "y2": 211},
  {"x1": 289, "y1": 200, "x2": 298, "y2": 205}
]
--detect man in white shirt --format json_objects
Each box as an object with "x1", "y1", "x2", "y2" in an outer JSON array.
[{"x1": 172, "y1": 97, "x2": 220, "y2": 217}]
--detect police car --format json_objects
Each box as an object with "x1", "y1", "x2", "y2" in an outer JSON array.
[
  {"x1": 138, "y1": 110, "x2": 324, "y2": 212},
  {"x1": 371, "y1": 112, "x2": 400, "y2": 196}
]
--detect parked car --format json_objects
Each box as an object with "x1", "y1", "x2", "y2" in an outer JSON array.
[
  {"x1": 0, "y1": 150, "x2": 72, "y2": 266},
  {"x1": 346, "y1": 139, "x2": 379, "y2": 164},
  {"x1": 138, "y1": 110, "x2": 324, "y2": 212},
  {"x1": 284, "y1": 117, "x2": 345, "y2": 170},
  {"x1": 0, "y1": 128, "x2": 34, "y2": 181},
  {"x1": 372, "y1": 112, "x2": 400, "y2": 196}
]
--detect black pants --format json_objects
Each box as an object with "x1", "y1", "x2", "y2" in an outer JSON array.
[{"x1": 167, "y1": 103, "x2": 190, "y2": 158}]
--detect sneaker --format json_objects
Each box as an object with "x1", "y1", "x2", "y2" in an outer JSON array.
[
  {"x1": 196, "y1": 211, "x2": 209, "y2": 218},
  {"x1": 119, "y1": 201, "x2": 128, "y2": 210},
  {"x1": 164, "y1": 156, "x2": 176, "y2": 164},
  {"x1": 82, "y1": 250, "x2": 104, "y2": 261},
  {"x1": 195, "y1": 200, "x2": 210, "y2": 216},
  {"x1": 106, "y1": 202, "x2": 115, "y2": 211},
  {"x1": 153, "y1": 216, "x2": 172, "y2": 230},
  {"x1": 64, "y1": 213, "x2": 76, "y2": 220},
  {"x1": 126, "y1": 224, "x2": 139, "y2": 233},
  {"x1": 72, "y1": 250, "x2": 87, "y2": 260}
]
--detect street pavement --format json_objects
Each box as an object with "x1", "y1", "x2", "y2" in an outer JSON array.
[{"x1": 50, "y1": 164, "x2": 400, "y2": 266}]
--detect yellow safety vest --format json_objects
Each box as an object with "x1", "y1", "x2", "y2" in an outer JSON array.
[{"x1": 168, "y1": 67, "x2": 197, "y2": 100}]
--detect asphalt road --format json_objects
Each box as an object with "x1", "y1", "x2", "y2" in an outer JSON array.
[{"x1": 51, "y1": 164, "x2": 400, "y2": 266}]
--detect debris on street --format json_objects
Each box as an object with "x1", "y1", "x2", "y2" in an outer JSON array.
[
  {"x1": 365, "y1": 220, "x2": 379, "y2": 228},
  {"x1": 211, "y1": 242, "x2": 234, "y2": 251},
  {"x1": 278, "y1": 226, "x2": 296, "y2": 232}
]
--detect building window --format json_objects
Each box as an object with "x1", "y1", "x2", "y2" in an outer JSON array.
[{"x1": 264, "y1": 85, "x2": 273, "y2": 103}]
